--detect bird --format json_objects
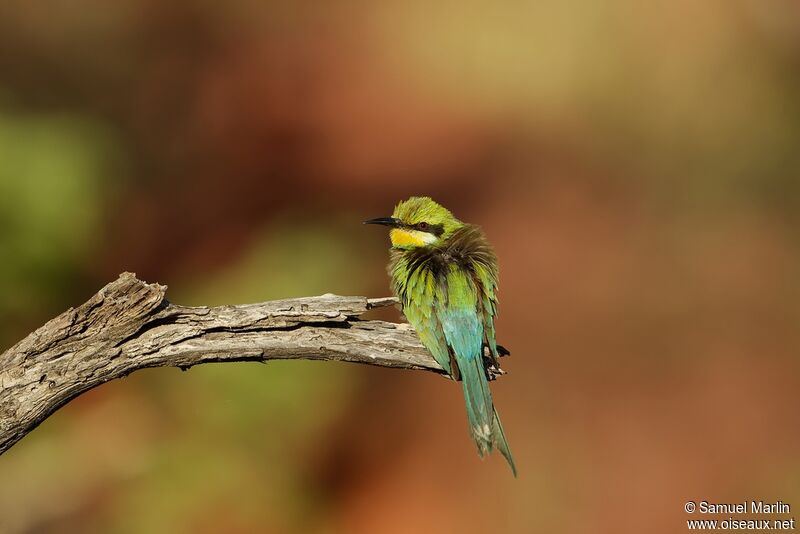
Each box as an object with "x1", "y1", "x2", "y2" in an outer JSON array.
[{"x1": 365, "y1": 196, "x2": 516, "y2": 476}]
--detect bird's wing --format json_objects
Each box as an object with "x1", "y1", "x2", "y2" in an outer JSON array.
[
  {"x1": 473, "y1": 258, "x2": 500, "y2": 363},
  {"x1": 395, "y1": 264, "x2": 454, "y2": 376}
]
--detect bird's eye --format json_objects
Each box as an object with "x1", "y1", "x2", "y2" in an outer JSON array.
[{"x1": 417, "y1": 222, "x2": 429, "y2": 231}]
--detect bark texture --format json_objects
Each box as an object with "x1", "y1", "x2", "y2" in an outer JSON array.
[{"x1": 0, "y1": 272, "x2": 443, "y2": 455}]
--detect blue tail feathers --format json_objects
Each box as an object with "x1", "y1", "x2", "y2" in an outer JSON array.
[{"x1": 459, "y1": 355, "x2": 517, "y2": 476}]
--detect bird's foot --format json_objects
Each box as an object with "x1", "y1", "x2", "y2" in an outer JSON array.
[
  {"x1": 481, "y1": 343, "x2": 510, "y2": 380},
  {"x1": 486, "y1": 363, "x2": 507, "y2": 381},
  {"x1": 482, "y1": 343, "x2": 511, "y2": 359}
]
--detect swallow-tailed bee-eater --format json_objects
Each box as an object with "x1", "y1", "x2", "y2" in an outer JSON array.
[{"x1": 365, "y1": 196, "x2": 516, "y2": 475}]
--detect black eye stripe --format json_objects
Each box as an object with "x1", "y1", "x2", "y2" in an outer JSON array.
[{"x1": 411, "y1": 222, "x2": 444, "y2": 236}]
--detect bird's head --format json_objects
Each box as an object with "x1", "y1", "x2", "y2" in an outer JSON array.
[{"x1": 364, "y1": 196, "x2": 463, "y2": 249}]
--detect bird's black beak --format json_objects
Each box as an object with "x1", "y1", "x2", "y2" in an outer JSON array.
[{"x1": 363, "y1": 217, "x2": 403, "y2": 227}]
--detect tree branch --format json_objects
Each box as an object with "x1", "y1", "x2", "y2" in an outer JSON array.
[{"x1": 0, "y1": 272, "x2": 444, "y2": 455}]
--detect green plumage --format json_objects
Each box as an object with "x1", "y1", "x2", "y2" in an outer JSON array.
[{"x1": 366, "y1": 196, "x2": 516, "y2": 476}]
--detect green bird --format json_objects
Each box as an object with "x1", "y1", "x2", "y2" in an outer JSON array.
[{"x1": 365, "y1": 196, "x2": 516, "y2": 476}]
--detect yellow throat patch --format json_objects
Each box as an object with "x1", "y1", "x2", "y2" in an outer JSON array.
[{"x1": 390, "y1": 228, "x2": 428, "y2": 247}]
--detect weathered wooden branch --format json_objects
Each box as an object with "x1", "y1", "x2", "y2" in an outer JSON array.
[{"x1": 0, "y1": 272, "x2": 445, "y2": 455}]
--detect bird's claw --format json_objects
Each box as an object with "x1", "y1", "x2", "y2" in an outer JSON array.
[
  {"x1": 482, "y1": 343, "x2": 511, "y2": 380},
  {"x1": 486, "y1": 364, "x2": 506, "y2": 381},
  {"x1": 482, "y1": 344, "x2": 511, "y2": 358}
]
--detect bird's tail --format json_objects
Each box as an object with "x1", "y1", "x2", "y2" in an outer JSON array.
[
  {"x1": 492, "y1": 406, "x2": 517, "y2": 477},
  {"x1": 460, "y1": 356, "x2": 517, "y2": 477}
]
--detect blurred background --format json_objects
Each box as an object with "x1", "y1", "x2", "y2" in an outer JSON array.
[{"x1": 1, "y1": 0, "x2": 799, "y2": 532}]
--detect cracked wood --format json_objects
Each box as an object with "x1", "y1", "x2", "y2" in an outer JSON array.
[{"x1": 0, "y1": 272, "x2": 444, "y2": 455}]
